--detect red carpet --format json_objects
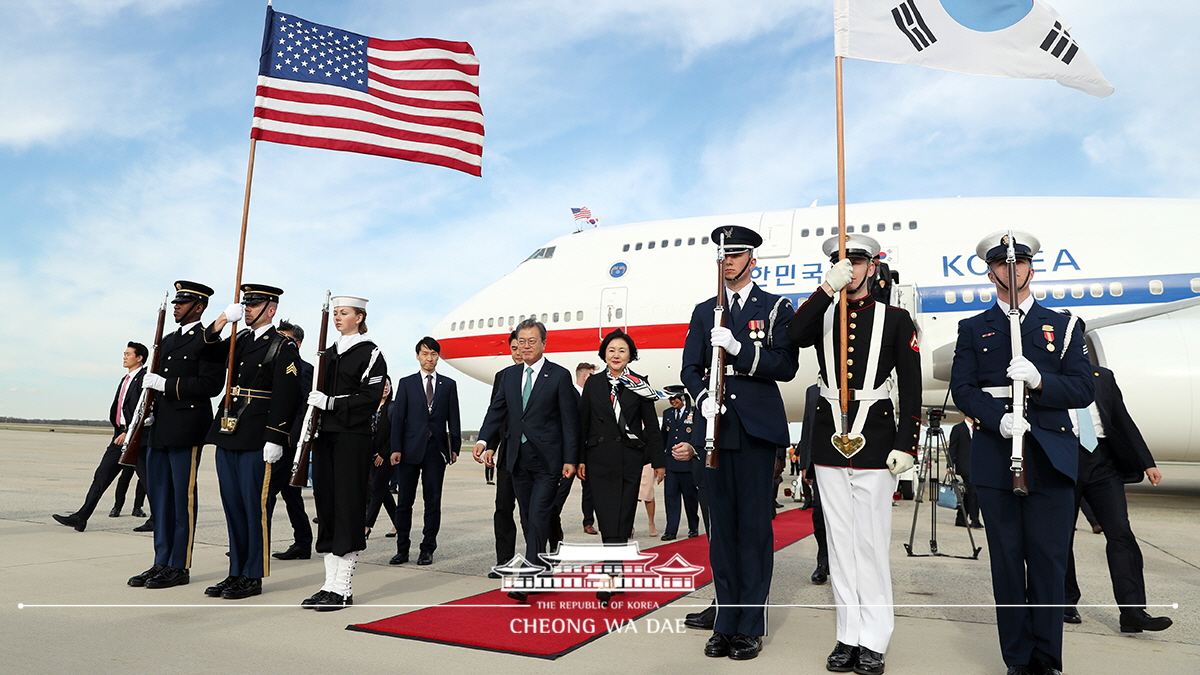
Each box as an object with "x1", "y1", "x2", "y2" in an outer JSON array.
[{"x1": 348, "y1": 508, "x2": 814, "y2": 659}]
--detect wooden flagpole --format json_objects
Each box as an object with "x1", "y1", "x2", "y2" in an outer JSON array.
[
  {"x1": 835, "y1": 56, "x2": 850, "y2": 438},
  {"x1": 219, "y1": 138, "x2": 259, "y2": 428}
]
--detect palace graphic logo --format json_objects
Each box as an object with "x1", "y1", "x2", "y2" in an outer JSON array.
[{"x1": 491, "y1": 542, "x2": 704, "y2": 593}]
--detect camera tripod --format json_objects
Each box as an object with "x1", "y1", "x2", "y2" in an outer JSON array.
[{"x1": 904, "y1": 409, "x2": 982, "y2": 559}]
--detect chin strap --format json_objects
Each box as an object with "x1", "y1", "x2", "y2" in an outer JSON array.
[
  {"x1": 728, "y1": 255, "x2": 754, "y2": 284},
  {"x1": 993, "y1": 265, "x2": 1032, "y2": 292}
]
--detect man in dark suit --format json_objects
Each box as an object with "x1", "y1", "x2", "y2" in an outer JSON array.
[
  {"x1": 127, "y1": 282, "x2": 224, "y2": 590},
  {"x1": 1063, "y1": 365, "x2": 1170, "y2": 632},
  {"x1": 796, "y1": 383, "x2": 829, "y2": 585},
  {"x1": 389, "y1": 336, "x2": 461, "y2": 566},
  {"x1": 474, "y1": 318, "x2": 580, "y2": 600},
  {"x1": 54, "y1": 342, "x2": 148, "y2": 532},
  {"x1": 268, "y1": 319, "x2": 314, "y2": 561},
  {"x1": 681, "y1": 226, "x2": 799, "y2": 661},
  {"x1": 574, "y1": 362, "x2": 598, "y2": 536},
  {"x1": 199, "y1": 284, "x2": 302, "y2": 600},
  {"x1": 947, "y1": 419, "x2": 983, "y2": 529},
  {"x1": 660, "y1": 393, "x2": 700, "y2": 540},
  {"x1": 476, "y1": 332, "x2": 522, "y2": 576},
  {"x1": 951, "y1": 231, "x2": 1095, "y2": 675}
]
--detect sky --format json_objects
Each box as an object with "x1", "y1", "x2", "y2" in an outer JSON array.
[{"x1": 1, "y1": 0, "x2": 1198, "y2": 425}]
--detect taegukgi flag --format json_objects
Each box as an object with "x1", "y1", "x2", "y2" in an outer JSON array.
[{"x1": 834, "y1": 0, "x2": 1113, "y2": 97}]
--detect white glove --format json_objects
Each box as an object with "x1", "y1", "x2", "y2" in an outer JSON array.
[
  {"x1": 700, "y1": 396, "x2": 726, "y2": 419},
  {"x1": 825, "y1": 258, "x2": 854, "y2": 292},
  {"x1": 143, "y1": 373, "x2": 167, "y2": 392},
  {"x1": 711, "y1": 326, "x2": 741, "y2": 356},
  {"x1": 143, "y1": 414, "x2": 155, "y2": 427},
  {"x1": 307, "y1": 390, "x2": 333, "y2": 410},
  {"x1": 999, "y1": 413, "x2": 1030, "y2": 439},
  {"x1": 1006, "y1": 356, "x2": 1042, "y2": 389},
  {"x1": 263, "y1": 442, "x2": 284, "y2": 463},
  {"x1": 886, "y1": 450, "x2": 914, "y2": 475},
  {"x1": 223, "y1": 303, "x2": 245, "y2": 323}
]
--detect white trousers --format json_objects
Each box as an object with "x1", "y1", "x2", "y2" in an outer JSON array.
[{"x1": 814, "y1": 465, "x2": 896, "y2": 653}]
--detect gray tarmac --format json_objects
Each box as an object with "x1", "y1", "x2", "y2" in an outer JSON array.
[{"x1": 1, "y1": 427, "x2": 1196, "y2": 674}]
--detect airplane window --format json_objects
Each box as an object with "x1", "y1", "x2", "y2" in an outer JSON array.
[
  {"x1": 563, "y1": 311, "x2": 571, "y2": 322},
  {"x1": 701, "y1": 236, "x2": 709, "y2": 244},
  {"x1": 469, "y1": 320, "x2": 475, "y2": 329},
  {"x1": 877, "y1": 223, "x2": 885, "y2": 232},
  {"x1": 1033, "y1": 287, "x2": 1046, "y2": 301},
  {"x1": 661, "y1": 240, "x2": 668, "y2": 248},
  {"x1": 545, "y1": 247, "x2": 556, "y2": 258},
  {"x1": 635, "y1": 243, "x2": 643, "y2": 250},
  {"x1": 674, "y1": 238, "x2": 682, "y2": 247},
  {"x1": 449, "y1": 323, "x2": 455, "y2": 332},
  {"x1": 831, "y1": 227, "x2": 838, "y2": 235},
  {"x1": 1192, "y1": 279, "x2": 1200, "y2": 293},
  {"x1": 892, "y1": 222, "x2": 901, "y2": 230},
  {"x1": 486, "y1": 318, "x2": 492, "y2": 327},
  {"x1": 615, "y1": 308, "x2": 623, "y2": 319},
  {"x1": 540, "y1": 313, "x2": 548, "y2": 322},
  {"x1": 509, "y1": 316, "x2": 515, "y2": 325},
  {"x1": 519, "y1": 315, "x2": 525, "y2": 321},
  {"x1": 980, "y1": 289, "x2": 993, "y2": 303},
  {"x1": 1051, "y1": 286, "x2": 1065, "y2": 299},
  {"x1": 553, "y1": 312, "x2": 560, "y2": 322},
  {"x1": 847, "y1": 225, "x2": 855, "y2": 233},
  {"x1": 962, "y1": 289, "x2": 975, "y2": 303},
  {"x1": 943, "y1": 291, "x2": 956, "y2": 304},
  {"x1": 800, "y1": 229, "x2": 809, "y2": 237},
  {"x1": 1109, "y1": 282, "x2": 1123, "y2": 297},
  {"x1": 1090, "y1": 283, "x2": 1103, "y2": 298},
  {"x1": 576, "y1": 311, "x2": 584, "y2": 321},
  {"x1": 1149, "y1": 280, "x2": 1164, "y2": 295},
  {"x1": 648, "y1": 241, "x2": 656, "y2": 249},
  {"x1": 816, "y1": 228, "x2": 824, "y2": 236},
  {"x1": 1070, "y1": 285, "x2": 1084, "y2": 299},
  {"x1": 623, "y1": 244, "x2": 630, "y2": 252},
  {"x1": 688, "y1": 237, "x2": 696, "y2": 245},
  {"x1": 908, "y1": 221, "x2": 917, "y2": 229}
]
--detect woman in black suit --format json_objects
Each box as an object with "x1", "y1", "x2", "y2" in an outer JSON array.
[{"x1": 579, "y1": 329, "x2": 665, "y2": 600}]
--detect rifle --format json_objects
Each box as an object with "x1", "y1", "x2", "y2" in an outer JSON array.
[
  {"x1": 1005, "y1": 231, "x2": 1030, "y2": 497},
  {"x1": 291, "y1": 291, "x2": 330, "y2": 487},
  {"x1": 704, "y1": 234, "x2": 727, "y2": 469},
  {"x1": 120, "y1": 292, "x2": 169, "y2": 467}
]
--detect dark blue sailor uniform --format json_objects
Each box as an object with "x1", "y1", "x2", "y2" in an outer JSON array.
[
  {"x1": 681, "y1": 282, "x2": 798, "y2": 638},
  {"x1": 951, "y1": 301, "x2": 1093, "y2": 671}
]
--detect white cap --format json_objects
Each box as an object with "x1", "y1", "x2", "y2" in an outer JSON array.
[
  {"x1": 821, "y1": 233, "x2": 881, "y2": 261},
  {"x1": 330, "y1": 295, "x2": 368, "y2": 310}
]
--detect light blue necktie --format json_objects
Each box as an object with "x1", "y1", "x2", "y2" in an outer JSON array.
[
  {"x1": 521, "y1": 366, "x2": 533, "y2": 442},
  {"x1": 1077, "y1": 407, "x2": 1098, "y2": 452}
]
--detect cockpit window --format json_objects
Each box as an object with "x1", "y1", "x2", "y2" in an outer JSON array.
[{"x1": 523, "y1": 246, "x2": 557, "y2": 262}]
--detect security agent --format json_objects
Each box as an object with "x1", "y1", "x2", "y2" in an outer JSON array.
[
  {"x1": 198, "y1": 284, "x2": 302, "y2": 600},
  {"x1": 788, "y1": 234, "x2": 921, "y2": 675},
  {"x1": 127, "y1": 282, "x2": 224, "y2": 590},
  {"x1": 950, "y1": 231, "x2": 1094, "y2": 675},
  {"x1": 679, "y1": 225, "x2": 799, "y2": 661}
]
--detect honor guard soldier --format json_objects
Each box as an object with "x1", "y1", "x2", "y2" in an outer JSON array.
[
  {"x1": 302, "y1": 295, "x2": 388, "y2": 610},
  {"x1": 660, "y1": 393, "x2": 701, "y2": 540},
  {"x1": 951, "y1": 231, "x2": 1094, "y2": 675},
  {"x1": 788, "y1": 234, "x2": 920, "y2": 675},
  {"x1": 127, "y1": 281, "x2": 223, "y2": 590},
  {"x1": 680, "y1": 226, "x2": 799, "y2": 661},
  {"x1": 199, "y1": 284, "x2": 302, "y2": 600}
]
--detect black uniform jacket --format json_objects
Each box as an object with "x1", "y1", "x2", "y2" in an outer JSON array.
[
  {"x1": 372, "y1": 399, "x2": 393, "y2": 460},
  {"x1": 146, "y1": 322, "x2": 223, "y2": 448},
  {"x1": 788, "y1": 290, "x2": 922, "y2": 468},
  {"x1": 317, "y1": 339, "x2": 388, "y2": 436},
  {"x1": 578, "y1": 373, "x2": 664, "y2": 478},
  {"x1": 1093, "y1": 366, "x2": 1156, "y2": 483},
  {"x1": 201, "y1": 324, "x2": 302, "y2": 450}
]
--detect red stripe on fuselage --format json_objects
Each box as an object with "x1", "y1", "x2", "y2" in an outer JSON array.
[{"x1": 438, "y1": 323, "x2": 690, "y2": 359}]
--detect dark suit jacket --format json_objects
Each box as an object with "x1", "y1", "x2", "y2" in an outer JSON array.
[
  {"x1": 947, "y1": 421, "x2": 973, "y2": 481},
  {"x1": 109, "y1": 368, "x2": 146, "y2": 435},
  {"x1": 391, "y1": 371, "x2": 462, "y2": 464},
  {"x1": 950, "y1": 302, "x2": 1094, "y2": 489},
  {"x1": 1092, "y1": 366, "x2": 1156, "y2": 483},
  {"x1": 146, "y1": 322, "x2": 223, "y2": 448},
  {"x1": 796, "y1": 383, "x2": 820, "y2": 471},
  {"x1": 477, "y1": 358, "x2": 580, "y2": 472},
  {"x1": 579, "y1": 372, "x2": 664, "y2": 473},
  {"x1": 485, "y1": 369, "x2": 509, "y2": 462}
]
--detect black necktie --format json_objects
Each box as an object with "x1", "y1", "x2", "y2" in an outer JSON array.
[
  {"x1": 728, "y1": 292, "x2": 741, "y2": 328},
  {"x1": 425, "y1": 374, "x2": 434, "y2": 407}
]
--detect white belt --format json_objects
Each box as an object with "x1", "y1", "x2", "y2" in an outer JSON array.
[
  {"x1": 819, "y1": 385, "x2": 890, "y2": 402},
  {"x1": 983, "y1": 386, "x2": 1012, "y2": 399}
]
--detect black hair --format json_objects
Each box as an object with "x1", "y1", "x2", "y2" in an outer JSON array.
[
  {"x1": 128, "y1": 341, "x2": 149, "y2": 363},
  {"x1": 416, "y1": 336, "x2": 441, "y2": 354},
  {"x1": 278, "y1": 319, "x2": 304, "y2": 343},
  {"x1": 598, "y1": 328, "x2": 638, "y2": 362},
  {"x1": 508, "y1": 330, "x2": 519, "y2": 344}
]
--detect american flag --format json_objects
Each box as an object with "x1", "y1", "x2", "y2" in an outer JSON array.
[
  {"x1": 571, "y1": 207, "x2": 597, "y2": 225},
  {"x1": 251, "y1": 8, "x2": 484, "y2": 176}
]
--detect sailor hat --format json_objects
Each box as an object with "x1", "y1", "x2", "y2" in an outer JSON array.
[
  {"x1": 331, "y1": 295, "x2": 368, "y2": 310},
  {"x1": 821, "y1": 233, "x2": 881, "y2": 263}
]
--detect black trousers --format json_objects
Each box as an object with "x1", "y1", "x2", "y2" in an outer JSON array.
[
  {"x1": 663, "y1": 469, "x2": 699, "y2": 535},
  {"x1": 690, "y1": 457, "x2": 711, "y2": 534},
  {"x1": 266, "y1": 445, "x2": 312, "y2": 549},
  {"x1": 493, "y1": 457, "x2": 518, "y2": 564},
  {"x1": 77, "y1": 441, "x2": 145, "y2": 521},
  {"x1": 954, "y1": 480, "x2": 982, "y2": 526},
  {"x1": 510, "y1": 443, "x2": 561, "y2": 570},
  {"x1": 113, "y1": 464, "x2": 146, "y2": 512},
  {"x1": 548, "y1": 472, "x2": 574, "y2": 552},
  {"x1": 394, "y1": 440, "x2": 449, "y2": 555},
  {"x1": 365, "y1": 461, "x2": 396, "y2": 530},
  {"x1": 1064, "y1": 441, "x2": 1147, "y2": 611},
  {"x1": 580, "y1": 477, "x2": 595, "y2": 528},
  {"x1": 312, "y1": 431, "x2": 370, "y2": 556},
  {"x1": 810, "y1": 475, "x2": 828, "y2": 568}
]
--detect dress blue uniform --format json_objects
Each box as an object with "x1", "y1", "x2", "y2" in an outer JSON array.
[
  {"x1": 681, "y1": 227, "x2": 798, "y2": 646},
  {"x1": 950, "y1": 232, "x2": 1094, "y2": 673},
  {"x1": 660, "y1": 402, "x2": 700, "y2": 538}
]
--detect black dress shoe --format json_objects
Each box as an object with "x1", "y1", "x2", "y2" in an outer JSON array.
[
  {"x1": 1063, "y1": 606, "x2": 1081, "y2": 623},
  {"x1": 488, "y1": 570, "x2": 502, "y2": 579},
  {"x1": 703, "y1": 632, "x2": 732, "y2": 658},
  {"x1": 417, "y1": 551, "x2": 433, "y2": 565},
  {"x1": 128, "y1": 564, "x2": 166, "y2": 587},
  {"x1": 660, "y1": 532, "x2": 677, "y2": 541},
  {"x1": 970, "y1": 522, "x2": 984, "y2": 529},
  {"x1": 596, "y1": 589, "x2": 614, "y2": 604},
  {"x1": 222, "y1": 576, "x2": 262, "y2": 600},
  {"x1": 205, "y1": 575, "x2": 239, "y2": 598},
  {"x1": 507, "y1": 590, "x2": 529, "y2": 602},
  {"x1": 133, "y1": 518, "x2": 153, "y2": 532},
  {"x1": 684, "y1": 603, "x2": 716, "y2": 630},
  {"x1": 687, "y1": 529, "x2": 699, "y2": 538},
  {"x1": 853, "y1": 647, "x2": 885, "y2": 674},
  {"x1": 1028, "y1": 658, "x2": 1062, "y2": 675},
  {"x1": 272, "y1": 543, "x2": 312, "y2": 560},
  {"x1": 1006, "y1": 666, "x2": 1032, "y2": 675},
  {"x1": 1120, "y1": 608, "x2": 1173, "y2": 632},
  {"x1": 314, "y1": 592, "x2": 353, "y2": 611},
  {"x1": 811, "y1": 563, "x2": 829, "y2": 585},
  {"x1": 826, "y1": 642, "x2": 860, "y2": 672},
  {"x1": 301, "y1": 590, "x2": 329, "y2": 609},
  {"x1": 729, "y1": 634, "x2": 762, "y2": 660},
  {"x1": 146, "y1": 567, "x2": 190, "y2": 589},
  {"x1": 132, "y1": 507, "x2": 147, "y2": 518},
  {"x1": 53, "y1": 513, "x2": 86, "y2": 532},
  {"x1": 389, "y1": 552, "x2": 409, "y2": 565},
  {"x1": 109, "y1": 508, "x2": 121, "y2": 518}
]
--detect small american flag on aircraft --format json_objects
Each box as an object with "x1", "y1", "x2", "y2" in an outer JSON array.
[
  {"x1": 251, "y1": 7, "x2": 484, "y2": 176},
  {"x1": 571, "y1": 207, "x2": 597, "y2": 226}
]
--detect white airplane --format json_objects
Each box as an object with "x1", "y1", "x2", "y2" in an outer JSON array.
[{"x1": 434, "y1": 197, "x2": 1200, "y2": 463}]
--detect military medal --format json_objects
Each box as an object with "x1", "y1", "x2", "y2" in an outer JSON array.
[
  {"x1": 748, "y1": 319, "x2": 766, "y2": 340},
  {"x1": 1043, "y1": 324, "x2": 1056, "y2": 352}
]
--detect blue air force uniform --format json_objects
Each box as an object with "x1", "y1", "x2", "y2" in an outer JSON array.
[
  {"x1": 950, "y1": 232, "x2": 1094, "y2": 673},
  {"x1": 680, "y1": 226, "x2": 799, "y2": 644},
  {"x1": 661, "y1": 402, "x2": 701, "y2": 537}
]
